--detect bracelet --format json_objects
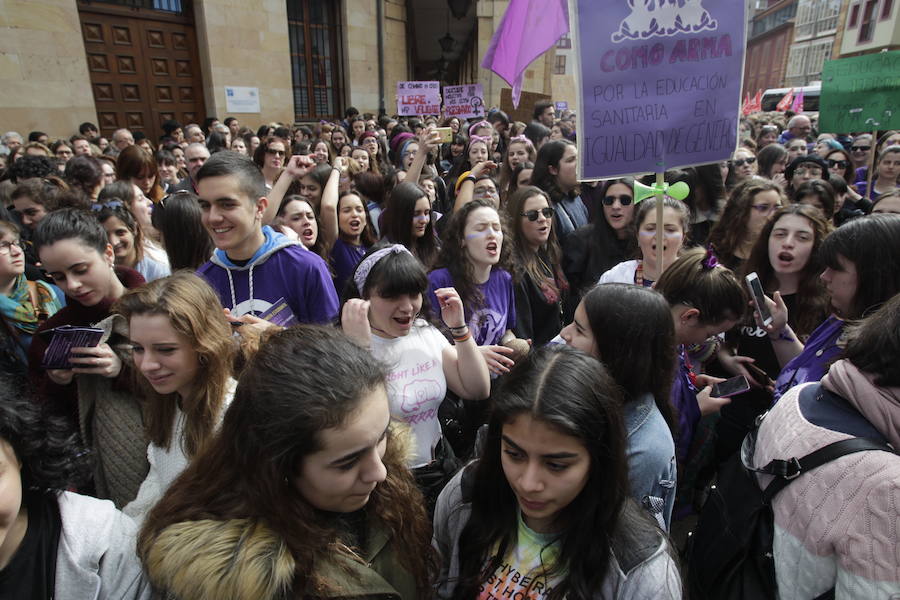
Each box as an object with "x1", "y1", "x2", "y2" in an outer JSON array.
[
  {"x1": 769, "y1": 328, "x2": 794, "y2": 342},
  {"x1": 448, "y1": 324, "x2": 468, "y2": 334},
  {"x1": 463, "y1": 175, "x2": 477, "y2": 183},
  {"x1": 452, "y1": 331, "x2": 472, "y2": 344}
]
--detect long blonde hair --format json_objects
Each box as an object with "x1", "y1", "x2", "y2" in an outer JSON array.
[{"x1": 114, "y1": 271, "x2": 234, "y2": 457}]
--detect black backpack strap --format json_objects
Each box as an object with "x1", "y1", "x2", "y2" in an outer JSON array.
[{"x1": 760, "y1": 437, "x2": 893, "y2": 503}]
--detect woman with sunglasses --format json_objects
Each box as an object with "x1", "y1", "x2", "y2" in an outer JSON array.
[
  {"x1": 252, "y1": 136, "x2": 286, "y2": 189},
  {"x1": 725, "y1": 148, "x2": 757, "y2": 190},
  {"x1": 848, "y1": 133, "x2": 873, "y2": 171},
  {"x1": 708, "y1": 178, "x2": 784, "y2": 272},
  {"x1": 563, "y1": 178, "x2": 637, "y2": 303},
  {"x1": 507, "y1": 186, "x2": 568, "y2": 346},
  {"x1": 599, "y1": 196, "x2": 690, "y2": 287},
  {"x1": 433, "y1": 345, "x2": 681, "y2": 599}
]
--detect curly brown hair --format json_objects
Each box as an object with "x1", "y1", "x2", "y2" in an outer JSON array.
[
  {"x1": 435, "y1": 198, "x2": 511, "y2": 315},
  {"x1": 138, "y1": 326, "x2": 436, "y2": 596}
]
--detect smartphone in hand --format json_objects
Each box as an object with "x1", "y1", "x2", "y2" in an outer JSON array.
[
  {"x1": 745, "y1": 272, "x2": 773, "y2": 327},
  {"x1": 711, "y1": 375, "x2": 751, "y2": 398}
]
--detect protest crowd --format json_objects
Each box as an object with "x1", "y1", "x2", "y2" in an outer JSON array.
[{"x1": 1, "y1": 58, "x2": 900, "y2": 599}]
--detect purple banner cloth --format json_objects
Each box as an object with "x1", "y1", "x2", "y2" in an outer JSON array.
[
  {"x1": 572, "y1": 0, "x2": 745, "y2": 179},
  {"x1": 481, "y1": 0, "x2": 569, "y2": 107}
]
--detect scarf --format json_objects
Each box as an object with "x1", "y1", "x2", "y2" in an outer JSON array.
[
  {"x1": 822, "y1": 359, "x2": 900, "y2": 449},
  {"x1": 0, "y1": 275, "x2": 60, "y2": 335}
]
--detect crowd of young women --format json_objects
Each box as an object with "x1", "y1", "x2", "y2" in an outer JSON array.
[{"x1": 3, "y1": 108, "x2": 900, "y2": 598}]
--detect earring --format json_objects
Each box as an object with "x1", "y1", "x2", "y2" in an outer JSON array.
[{"x1": 198, "y1": 355, "x2": 208, "y2": 366}]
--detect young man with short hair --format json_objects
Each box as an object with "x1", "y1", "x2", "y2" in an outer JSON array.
[{"x1": 195, "y1": 151, "x2": 338, "y2": 324}]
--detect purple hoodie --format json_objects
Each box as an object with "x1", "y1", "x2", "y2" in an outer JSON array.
[{"x1": 196, "y1": 226, "x2": 338, "y2": 324}]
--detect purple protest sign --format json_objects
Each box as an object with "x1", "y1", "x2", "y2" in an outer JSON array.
[
  {"x1": 443, "y1": 84, "x2": 486, "y2": 119},
  {"x1": 571, "y1": 0, "x2": 745, "y2": 180},
  {"x1": 396, "y1": 81, "x2": 441, "y2": 116}
]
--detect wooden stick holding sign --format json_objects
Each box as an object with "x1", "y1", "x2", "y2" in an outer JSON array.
[
  {"x1": 864, "y1": 120, "x2": 878, "y2": 203},
  {"x1": 632, "y1": 177, "x2": 691, "y2": 280}
]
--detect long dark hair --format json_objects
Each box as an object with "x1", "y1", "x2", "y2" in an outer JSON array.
[
  {"x1": 740, "y1": 204, "x2": 830, "y2": 338},
  {"x1": 506, "y1": 186, "x2": 565, "y2": 292},
  {"x1": 581, "y1": 283, "x2": 676, "y2": 431},
  {"x1": 151, "y1": 190, "x2": 215, "y2": 270},
  {"x1": 381, "y1": 181, "x2": 439, "y2": 268},
  {"x1": 0, "y1": 378, "x2": 92, "y2": 492},
  {"x1": 434, "y1": 199, "x2": 510, "y2": 314},
  {"x1": 139, "y1": 326, "x2": 436, "y2": 596},
  {"x1": 453, "y1": 345, "x2": 656, "y2": 600},
  {"x1": 819, "y1": 213, "x2": 900, "y2": 319},
  {"x1": 655, "y1": 248, "x2": 747, "y2": 325}
]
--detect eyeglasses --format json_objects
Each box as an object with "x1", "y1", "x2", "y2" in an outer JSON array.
[
  {"x1": 602, "y1": 194, "x2": 633, "y2": 206},
  {"x1": 752, "y1": 203, "x2": 780, "y2": 213},
  {"x1": 732, "y1": 157, "x2": 756, "y2": 167},
  {"x1": 794, "y1": 167, "x2": 823, "y2": 177},
  {"x1": 0, "y1": 240, "x2": 24, "y2": 255},
  {"x1": 850, "y1": 145, "x2": 871, "y2": 153},
  {"x1": 521, "y1": 207, "x2": 554, "y2": 221},
  {"x1": 160, "y1": 189, "x2": 192, "y2": 208},
  {"x1": 826, "y1": 159, "x2": 850, "y2": 169},
  {"x1": 266, "y1": 149, "x2": 285, "y2": 156}
]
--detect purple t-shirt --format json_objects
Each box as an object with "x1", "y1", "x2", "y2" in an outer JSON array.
[
  {"x1": 773, "y1": 315, "x2": 845, "y2": 402},
  {"x1": 197, "y1": 226, "x2": 338, "y2": 324},
  {"x1": 670, "y1": 346, "x2": 701, "y2": 463},
  {"x1": 427, "y1": 268, "x2": 516, "y2": 346},
  {"x1": 330, "y1": 238, "x2": 369, "y2": 298}
]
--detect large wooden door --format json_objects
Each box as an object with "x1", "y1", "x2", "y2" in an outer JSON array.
[{"x1": 77, "y1": 2, "x2": 205, "y2": 140}]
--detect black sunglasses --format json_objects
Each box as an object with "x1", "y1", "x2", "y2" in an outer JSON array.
[
  {"x1": 732, "y1": 157, "x2": 756, "y2": 167},
  {"x1": 826, "y1": 159, "x2": 850, "y2": 169},
  {"x1": 266, "y1": 149, "x2": 286, "y2": 156},
  {"x1": 521, "y1": 207, "x2": 554, "y2": 221},
  {"x1": 602, "y1": 194, "x2": 633, "y2": 206},
  {"x1": 850, "y1": 145, "x2": 871, "y2": 152}
]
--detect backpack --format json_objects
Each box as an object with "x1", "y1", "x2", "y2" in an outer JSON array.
[{"x1": 688, "y1": 383, "x2": 897, "y2": 600}]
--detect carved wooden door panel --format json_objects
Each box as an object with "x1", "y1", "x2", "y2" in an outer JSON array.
[{"x1": 78, "y1": 3, "x2": 205, "y2": 140}]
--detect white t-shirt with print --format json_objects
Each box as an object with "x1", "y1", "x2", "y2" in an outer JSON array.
[{"x1": 370, "y1": 320, "x2": 449, "y2": 468}]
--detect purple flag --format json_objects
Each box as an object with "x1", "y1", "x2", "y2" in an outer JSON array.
[
  {"x1": 481, "y1": 0, "x2": 569, "y2": 107},
  {"x1": 790, "y1": 88, "x2": 805, "y2": 113}
]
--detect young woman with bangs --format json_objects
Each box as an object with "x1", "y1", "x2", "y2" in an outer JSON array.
[
  {"x1": 433, "y1": 345, "x2": 681, "y2": 599},
  {"x1": 341, "y1": 244, "x2": 490, "y2": 505},
  {"x1": 531, "y1": 139, "x2": 587, "y2": 242},
  {"x1": 138, "y1": 326, "x2": 436, "y2": 600},
  {"x1": 498, "y1": 135, "x2": 536, "y2": 198},
  {"x1": 714, "y1": 204, "x2": 831, "y2": 461},
  {"x1": 114, "y1": 272, "x2": 236, "y2": 524},
  {"x1": 507, "y1": 186, "x2": 568, "y2": 346},
  {"x1": 116, "y1": 146, "x2": 165, "y2": 204},
  {"x1": 94, "y1": 194, "x2": 170, "y2": 283}
]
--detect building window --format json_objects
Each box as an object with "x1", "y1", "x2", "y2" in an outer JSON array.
[
  {"x1": 858, "y1": 0, "x2": 878, "y2": 42},
  {"x1": 83, "y1": 0, "x2": 186, "y2": 12},
  {"x1": 849, "y1": 3, "x2": 860, "y2": 26},
  {"x1": 554, "y1": 55, "x2": 566, "y2": 74},
  {"x1": 882, "y1": 0, "x2": 894, "y2": 19},
  {"x1": 287, "y1": 0, "x2": 344, "y2": 122},
  {"x1": 556, "y1": 33, "x2": 571, "y2": 49}
]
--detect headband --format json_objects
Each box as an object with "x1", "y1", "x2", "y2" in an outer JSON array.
[
  {"x1": 509, "y1": 135, "x2": 534, "y2": 149},
  {"x1": 468, "y1": 120, "x2": 491, "y2": 137},
  {"x1": 353, "y1": 244, "x2": 412, "y2": 295},
  {"x1": 469, "y1": 135, "x2": 492, "y2": 147},
  {"x1": 90, "y1": 200, "x2": 123, "y2": 212}
]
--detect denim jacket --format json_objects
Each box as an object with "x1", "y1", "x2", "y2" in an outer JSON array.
[{"x1": 624, "y1": 393, "x2": 677, "y2": 530}]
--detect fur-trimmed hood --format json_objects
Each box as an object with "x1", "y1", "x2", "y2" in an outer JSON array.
[{"x1": 144, "y1": 516, "x2": 415, "y2": 599}]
